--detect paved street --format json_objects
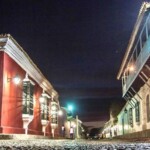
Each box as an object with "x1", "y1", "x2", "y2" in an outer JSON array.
[{"x1": 0, "y1": 139, "x2": 150, "y2": 150}]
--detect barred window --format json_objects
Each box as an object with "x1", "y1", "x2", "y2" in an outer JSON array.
[
  {"x1": 41, "y1": 96, "x2": 49, "y2": 120},
  {"x1": 135, "y1": 102, "x2": 140, "y2": 123},
  {"x1": 129, "y1": 108, "x2": 133, "y2": 127},
  {"x1": 22, "y1": 80, "x2": 34, "y2": 115},
  {"x1": 146, "y1": 95, "x2": 150, "y2": 122},
  {"x1": 51, "y1": 101, "x2": 58, "y2": 124}
]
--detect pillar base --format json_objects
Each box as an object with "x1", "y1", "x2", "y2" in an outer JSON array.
[{"x1": 22, "y1": 114, "x2": 33, "y2": 134}]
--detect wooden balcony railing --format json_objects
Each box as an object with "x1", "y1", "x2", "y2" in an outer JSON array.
[{"x1": 122, "y1": 13, "x2": 150, "y2": 96}]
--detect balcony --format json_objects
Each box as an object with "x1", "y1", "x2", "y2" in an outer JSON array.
[{"x1": 122, "y1": 13, "x2": 150, "y2": 96}]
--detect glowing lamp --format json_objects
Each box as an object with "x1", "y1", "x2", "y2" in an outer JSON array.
[
  {"x1": 51, "y1": 105, "x2": 57, "y2": 111},
  {"x1": 39, "y1": 96, "x2": 45, "y2": 104},
  {"x1": 58, "y1": 110, "x2": 63, "y2": 116},
  {"x1": 13, "y1": 75, "x2": 21, "y2": 84},
  {"x1": 7, "y1": 75, "x2": 21, "y2": 85},
  {"x1": 68, "y1": 105, "x2": 73, "y2": 111},
  {"x1": 128, "y1": 65, "x2": 135, "y2": 72}
]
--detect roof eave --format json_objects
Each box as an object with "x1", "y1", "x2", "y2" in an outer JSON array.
[
  {"x1": 117, "y1": 2, "x2": 150, "y2": 80},
  {"x1": 0, "y1": 34, "x2": 58, "y2": 97}
]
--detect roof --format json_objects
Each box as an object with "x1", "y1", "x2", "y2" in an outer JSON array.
[
  {"x1": 117, "y1": 2, "x2": 150, "y2": 80},
  {"x1": 0, "y1": 34, "x2": 58, "y2": 99}
]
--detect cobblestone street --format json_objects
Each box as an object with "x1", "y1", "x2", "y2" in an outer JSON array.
[{"x1": 0, "y1": 139, "x2": 150, "y2": 150}]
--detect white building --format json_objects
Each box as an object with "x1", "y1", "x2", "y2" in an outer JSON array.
[
  {"x1": 116, "y1": 2, "x2": 150, "y2": 138},
  {"x1": 102, "y1": 2, "x2": 150, "y2": 139}
]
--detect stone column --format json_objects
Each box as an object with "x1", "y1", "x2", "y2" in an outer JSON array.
[{"x1": 140, "y1": 86, "x2": 147, "y2": 130}]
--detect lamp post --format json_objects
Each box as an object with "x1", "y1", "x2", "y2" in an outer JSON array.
[
  {"x1": 67, "y1": 105, "x2": 73, "y2": 126},
  {"x1": 62, "y1": 105, "x2": 79, "y2": 139},
  {"x1": 67, "y1": 105, "x2": 76, "y2": 139},
  {"x1": 76, "y1": 115, "x2": 79, "y2": 139}
]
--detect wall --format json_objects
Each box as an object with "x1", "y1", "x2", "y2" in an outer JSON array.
[
  {"x1": 0, "y1": 52, "x2": 4, "y2": 132},
  {"x1": 0, "y1": 35, "x2": 61, "y2": 137},
  {"x1": 2, "y1": 52, "x2": 25, "y2": 133},
  {"x1": 28, "y1": 84, "x2": 43, "y2": 135},
  {"x1": 116, "y1": 78, "x2": 150, "y2": 137},
  {"x1": 1, "y1": 52, "x2": 50, "y2": 135}
]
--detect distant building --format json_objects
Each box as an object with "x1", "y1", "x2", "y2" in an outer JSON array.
[
  {"x1": 0, "y1": 34, "x2": 61, "y2": 138},
  {"x1": 102, "y1": 2, "x2": 150, "y2": 139},
  {"x1": 59, "y1": 108, "x2": 84, "y2": 139},
  {"x1": 101, "y1": 101, "x2": 124, "y2": 138}
]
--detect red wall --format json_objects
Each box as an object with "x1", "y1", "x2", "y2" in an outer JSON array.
[
  {"x1": 28, "y1": 84, "x2": 43, "y2": 135},
  {"x1": 45, "y1": 122, "x2": 52, "y2": 137},
  {"x1": 2, "y1": 53, "x2": 25, "y2": 133},
  {"x1": 1, "y1": 52, "x2": 52, "y2": 136},
  {"x1": 0, "y1": 52, "x2": 4, "y2": 132}
]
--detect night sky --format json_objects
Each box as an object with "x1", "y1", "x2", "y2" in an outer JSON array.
[{"x1": 0, "y1": 0, "x2": 146, "y2": 122}]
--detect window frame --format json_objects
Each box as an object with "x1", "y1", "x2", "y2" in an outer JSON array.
[
  {"x1": 146, "y1": 94, "x2": 150, "y2": 122},
  {"x1": 129, "y1": 107, "x2": 133, "y2": 127},
  {"x1": 22, "y1": 80, "x2": 34, "y2": 115},
  {"x1": 135, "y1": 102, "x2": 140, "y2": 123}
]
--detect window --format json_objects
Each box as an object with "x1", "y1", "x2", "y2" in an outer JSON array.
[
  {"x1": 129, "y1": 108, "x2": 133, "y2": 127},
  {"x1": 41, "y1": 96, "x2": 49, "y2": 120},
  {"x1": 22, "y1": 80, "x2": 34, "y2": 115},
  {"x1": 146, "y1": 95, "x2": 150, "y2": 122},
  {"x1": 135, "y1": 102, "x2": 140, "y2": 123},
  {"x1": 51, "y1": 101, "x2": 58, "y2": 124}
]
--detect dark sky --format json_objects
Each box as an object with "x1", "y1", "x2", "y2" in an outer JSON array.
[{"x1": 0, "y1": 0, "x2": 146, "y2": 122}]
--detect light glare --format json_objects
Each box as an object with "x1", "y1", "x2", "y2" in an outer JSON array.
[
  {"x1": 13, "y1": 76, "x2": 21, "y2": 84},
  {"x1": 68, "y1": 105, "x2": 73, "y2": 111}
]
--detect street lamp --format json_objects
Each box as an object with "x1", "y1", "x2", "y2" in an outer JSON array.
[
  {"x1": 68, "y1": 105, "x2": 73, "y2": 112},
  {"x1": 67, "y1": 104, "x2": 74, "y2": 117},
  {"x1": 58, "y1": 109, "x2": 63, "y2": 116}
]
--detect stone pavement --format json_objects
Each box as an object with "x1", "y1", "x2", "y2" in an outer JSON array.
[{"x1": 0, "y1": 139, "x2": 150, "y2": 150}]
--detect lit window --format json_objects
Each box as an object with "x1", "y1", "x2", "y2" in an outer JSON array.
[
  {"x1": 51, "y1": 101, "x2": 58, "y2": 124},
  {"x1": 40, "y1": 96, "x2": 49, "y2": 120},
  {"x1": 129, "y1": 108, "x2": 133, "y2": 127},
  {"x1": 22, "y1": 80, "x2": 34, "y2": 115},
  {"x1": 135, "y1": 102, "x2": 140, "y2": 123}
]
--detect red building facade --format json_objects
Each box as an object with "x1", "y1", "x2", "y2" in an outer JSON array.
[{"x1": 0, "y1": 34, "x2": 61, "y2": 137}]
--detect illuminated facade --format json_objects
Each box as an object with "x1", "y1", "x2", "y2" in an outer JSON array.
[
  {"x1": 116, "y1": 2, "x2": 150, "y2": 138},
  {"x1": 0, "y1": 34, "x2": 61, "y2": 137},
  {"x1": 101, "y1": 2, "x2": 150, "y2": 139}
]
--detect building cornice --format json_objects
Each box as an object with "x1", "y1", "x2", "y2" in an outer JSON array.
[
  {"x1": 117, "y1": 2, "x2": 150, "y2": 80},
  {"x1": 0, "y1": 34, "x2": 58, "y2": 97}
]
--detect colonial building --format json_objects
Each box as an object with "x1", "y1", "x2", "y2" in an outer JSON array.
[
  {"x1": 101, "y1": 2, "x2": 150, "y2": 139},
  {"x1": 0, "y1": 34, "x2": 61, "y2": 138},
  {"x1": 116, "y1": 2, "x2": 150, "y2": 138}
]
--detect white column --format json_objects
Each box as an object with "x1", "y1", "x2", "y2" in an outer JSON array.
[
  {"x1": 52, "y1": 128, "x2": 55, "y2": 138},
  {"x1": 76, "y1": 115, "x2": 79, "y2": 139}
]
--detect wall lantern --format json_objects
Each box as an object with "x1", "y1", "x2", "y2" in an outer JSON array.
[
  {"x1": 51, "y1": 105, "x2": 57, "y2": 111},
  {"x1": 128, "y1": 65, "x2": 135, "y2": 72},
  {"x1": 58, "y1": 109, "x2": 63, "y2": 116},
  {"x1": 7, "y1": 75, "x2": 21, "y2": 85},
  {"x1": 124, "y1": 108, "x2": 127, "y2": 113},
  {"x1": 39, "y1": 95, "x2": 45, "y2": 104}
]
